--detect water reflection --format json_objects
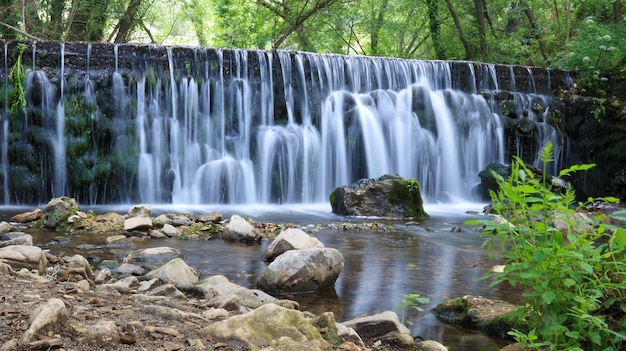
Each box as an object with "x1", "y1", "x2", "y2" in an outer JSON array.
[{"x1": 0, "y1": 203, "x2": 516, "y2": 350}]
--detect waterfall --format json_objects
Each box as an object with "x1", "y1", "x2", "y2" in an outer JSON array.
[{"x1": 0, "y1": 42, "x2": 563, "y2": 205}]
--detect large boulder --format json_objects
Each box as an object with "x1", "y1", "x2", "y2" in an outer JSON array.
[
  {"x1": 10, "y1": 209, "x2": 45, "y2": 223},
  {"x1": 262, "y1": 228, "x2": 325, "y2": 262},
  {"x1": 201, "y1": 303, "x2": 339, "y2": 350},
  {"x1": 257, "y1": 247, "x2": 343, "y2": 293},
  {"x1": 0, "y1": 232, "x2": 34, "y2": 247},
  {"x1": 44, "y1": 196, "x2": 80, "y2": 229},
  {"x1": 330, "y1": 174, "x2": 428, "y2": 218},
  {"x1": 0, "y1": 245, "x2": 48, "y2": 275}
]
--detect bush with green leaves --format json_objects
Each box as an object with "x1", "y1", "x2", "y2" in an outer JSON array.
[{"x1": 467, "y1": 141, "x2": 626, "y2": 350}]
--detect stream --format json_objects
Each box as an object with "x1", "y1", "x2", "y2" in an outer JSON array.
[{"x1": 1, "y1": 202, "x2": 519, "y2": 350}]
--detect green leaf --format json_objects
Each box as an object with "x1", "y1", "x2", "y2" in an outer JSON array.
[
  {"x1": 612, "y1": 227, "x2": 626, "y2": 250},
  {"x1": 610, "y1": 210, "x2": 626, "y2": 223},
  {"x1": 563, "y1": 278, "x2": 577, "y2": 287},
  {"x1": 542, "y1": 290, "x2": 556, "y2": 304}
]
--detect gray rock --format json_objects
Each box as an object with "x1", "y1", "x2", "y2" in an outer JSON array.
[
  {"x1": 257, "y1": 247, "x2": 343, "y2": 293},
  {"x1": 341, "y1": 310, "x2": 414, "y2": 348},
  {"x1": 145, "y1": 258, "x2": 198, "y2": 285},
  {"x1": 112, "y1": 263, "x2": 145, "y2": 276},
  {"x1": 201, "y1": 303, "x2": 335, "y2": 350},
  {"x1": 202, "y1": 308, "x2": 230, "y2": 320},
  {"x1": 0, "y1": 221, "x2": 11, "y2": 233},
  {"x1": 129, "y1": 247, "x2": 182, "y2": 267},
  {"x1": 196, "y1": 212, "x2": 223, "y2": 224},
  {"x1": 197, "y1": 275, "x2": 243, "y2": 300},
  {"x1": 23, "y1": 298, "x2": 68, "y2": 342},
  {"x1": 44, "y1": 196, "x2": 79, "y2": 229},
  {"x1": 80, "y1": 320, "x2": 119, "y2": 346},
  {"x1": 223, "y1": 214, "x2": 261, "y2": 242},
  {"x1": 153, "y1": 214, "x2": 172, "y2": 227},
  {"x1": 148, "y1": 229, "x2": 168, "y2": 239},
  {"x1": 161, "y1": 224, "x2": 179, "y2": 237},
  {"x1": 138, "y1": 278, "x2": 160, "y2": 293},
  {"x1": 0, "y1": 232, "x2": 33, "y2": 247},
  {"x1": 94, "y1": 267, "x2": 112, "y2": 284},
  {"x1": 0, "y1": 245, "x2": 48, "y2": 275},
  {"x1": 105, "y1": 234, "x2": 134, "y2": 247},
  {"x1": 147, "y1": 284, "x2": 185, "y2": 299},
  {"x1": 171, "y1": 215, "x2": 193, "y2": 226},
  {"x1": 128, "y1": 204, "x2": 151, "y2": 218},
  {"x1": 209, "y1": 287, "x2": 279, "y2": 313},
  {"x1": 123, "y1": 216, "x2": 153, "y2": 231},
  {"x1": 262, "y1": 228, "x2": 324, "y2": 262}
]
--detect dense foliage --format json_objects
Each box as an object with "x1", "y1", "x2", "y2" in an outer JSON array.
[
  {"x1": 468, "y1": 142, "x2": 626, "y2": 350},
  {"x1": 0, "y1": 0, "x2": 624, "y2": 90}
]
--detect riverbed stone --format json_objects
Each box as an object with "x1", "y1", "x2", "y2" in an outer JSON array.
[
  {"x1": 145, "y1": 258, "x2": 198, "y2": 285},
  {"x1": 196, "y1": 211, "x2": 223, "y2": 224},
  {"x1": 128, "y1": 204, "x2": 151, "y2": 218},
  {"x1": 44, "y1": 196, "x2": 80, "y2": 228},
  {"x1": 0, "y1": 245, "x2": 48, "y2": 275},
  {"x1": 9, "y1": 209, "x2": 45, "y2": 223},
  {"x1": 129, "y1": 247, "x2": 181, "y2": 266},
  {"x1": 23, "y1": 298, "x2": 68, "y2": 342},
  {"x1": 209, "y1": 286, "x2": 280, "y2": 313},
  {"x1": 81, "y1": 320, "x2": 120, "y2": 346},
  {"x1": 153, "y1": 214, "x2": 172, "y2": 227},
  {"x1": 262, "y1": 228, "x2": 325, "y2": 262},
  {"x1": 123, "y1": 216, "x2": 153, "y2": 231},
  {"x1": 106, "y1": 234, "x2": 134, "y2": 247},
  {"x1": 0, "y1": 221, "x2": 11, "y2": 233},
  {"x1": 341, "y1": 310, "x2": 414, "y2": 348},
  {"x1": 257, "y1": 247, "x2": 343, "y2": 293},
  {"x1": 201, "y1": 303, "x2": 335, "y2": 350},
  {"x1": 161, "y1": 224, "x2": 179, "y2": 237},
  {"x1": 0, "y1": 232, "x2": 33, "y2": 247},
  {"x1": 415, "y1": 340, "x2": 449, "y2": 351},
  {"x1": 223, "y1": 214, "x2": 261, "y2": 242}
]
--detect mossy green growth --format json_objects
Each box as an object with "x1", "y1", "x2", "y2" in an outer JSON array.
[
  {"x1": 179, "y1": 222, "x2": 215, "y2": 240},
  {"x1": 328, "y1": 188, "x2": 338, "y2": 209},
  {"x1": 387, "y1": 179, "x2": 428, "y2": 218}
]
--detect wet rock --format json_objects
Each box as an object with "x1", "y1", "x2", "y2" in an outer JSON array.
[
  {"x1": 0, "y1": 221, "x2": 11, "y2": 233},
  {"x1": 148, "y1": 229, "x2": 168, "y2": 239},
  {"x1": 257, "y1": 247, "x2": 343, "y2": 293},
  {"x1": 0, "y1": 232, "x2": 33, "y2": 247},
  {"x1": 9, "y1": 209, "x2": 45, "y2": 223},
  {"x1": 128, "y1": 204, "x2": 151, "y2": 218},
  {"x1": 145, "y1": 258, "x2": 199, "y2": 285},
  {"x1": 106, "y1": 234, "x2": 134, "y2": 247},
  {"x1": 201, "y1": 303, "x2": 336, "y2": 350},
  {"x1": 44, "y1": 196, "x2": 80, "y2": 229},
  {"x1": 223, "y1": 214, "x2": 261, "y2": 242},
  {"x1": 23, "y1": 298, "x2": 68, "y2": 342},
  {"x1": 432, "y1": 295, "x2": 519, "y2": 339},
  {"x1": 262, "y1": 228, "x2": 325, "y2": 262},
  {"x1": 196, "y1": 212, "x2": 223, "y2": 224},
  {"x1": 341, "y1": 310, "x2": 414, "y2": 348},
  {"x1": 330, "y1": 174, "x2": 428, "y2": 218},
  {"x1": 80, "y1": 320, "x2": 120, "y2": 346},
  {"x1": 129, "y1": 247, "x2": 182, "y2": 267},
  {"x1": 170, "y1": 215, "x2": 192, "y2": 226},
  {"x1": 123, "y1": 216, "x2": 153, "y2": 231},
  {"x1": 0, "y1": 245, "x2": 48, "y2": 275}
]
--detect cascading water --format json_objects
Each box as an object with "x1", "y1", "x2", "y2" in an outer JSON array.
[{"x1": 0, "y1": 42, "x2": 563, "y2": 205}]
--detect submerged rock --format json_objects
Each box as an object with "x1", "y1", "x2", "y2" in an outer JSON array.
[{"x1": 330, "y1": 174, "x2": 428, "y2": 218}]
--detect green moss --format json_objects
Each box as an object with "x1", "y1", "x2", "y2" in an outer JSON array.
[
  {"x1": 328, "y1": 188, "x2": 337, "y2": 208},
  {"x1": 179, "y1": 222, "x2": 214, "y2": 240},
  {"x1": 387, "y1": 179, "x2": 428, "y2": 218}
]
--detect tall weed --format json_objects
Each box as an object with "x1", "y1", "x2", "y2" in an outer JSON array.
[{"x1": 467, "y1": 141, "x2": 626, "y2": 350}]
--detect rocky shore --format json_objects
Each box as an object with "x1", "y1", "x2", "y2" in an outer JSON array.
[{"x1": 0, "y1": 197, "x2": 452, "y2": 351}]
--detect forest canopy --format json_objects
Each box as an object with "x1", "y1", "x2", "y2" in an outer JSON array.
[{"x1": 1, "y1": 0, "x2": 625, "y2": 89}]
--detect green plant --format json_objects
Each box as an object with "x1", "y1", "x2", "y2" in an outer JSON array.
[
  {"x1": 467, "y1": 141, "x2": 626, "y2": 350},
  {"x1": 8, "y1": 42, "x2": 28, "y2": 122},
  {"x1": 395, "y1": 293, "x2": 429, "y2": 326}
]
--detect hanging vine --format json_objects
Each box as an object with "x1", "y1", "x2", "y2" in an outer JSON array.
[{"x1": 8, "y1": 42, "x2": 28, "y2": 122}]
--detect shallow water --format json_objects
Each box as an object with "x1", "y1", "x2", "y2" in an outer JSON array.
[{"x1": 1, "y1": 202, "x2": 518, "y2": 350}]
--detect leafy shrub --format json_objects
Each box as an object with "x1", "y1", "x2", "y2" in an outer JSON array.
[{"x1": 467, "y1": 141, "x2": 626, "y2": 350}]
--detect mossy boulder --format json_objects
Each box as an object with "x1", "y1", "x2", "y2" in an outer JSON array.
[
  {"x1": 432, "y1": 295, "x2": 537, "y2": 339},
  {"x1": 330, "y1": 174, "x2": 428, "y2": 219}
]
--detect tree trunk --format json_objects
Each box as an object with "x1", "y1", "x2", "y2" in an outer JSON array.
[
  {"x1": 444, "y1": 0, "x2": 473, "y2": 59},
  {"x1": 474, "y1": 0, "x2": 488, "y2": 60},
  {"x1": 615, "y1": 0, "x2": 624, "y2": 23},
  {"x1": 521, "y1": 0, "x2": 549, "y2": 62},
  {"x1": 369, "y1": 0, "x2": 389, "y2": 56},
  {"x1": 114, "y1": 0, "x2": 142, "y2": 43},
  {"x1": 426, "y1": 0, "x2": 445, "y2": 59}
]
